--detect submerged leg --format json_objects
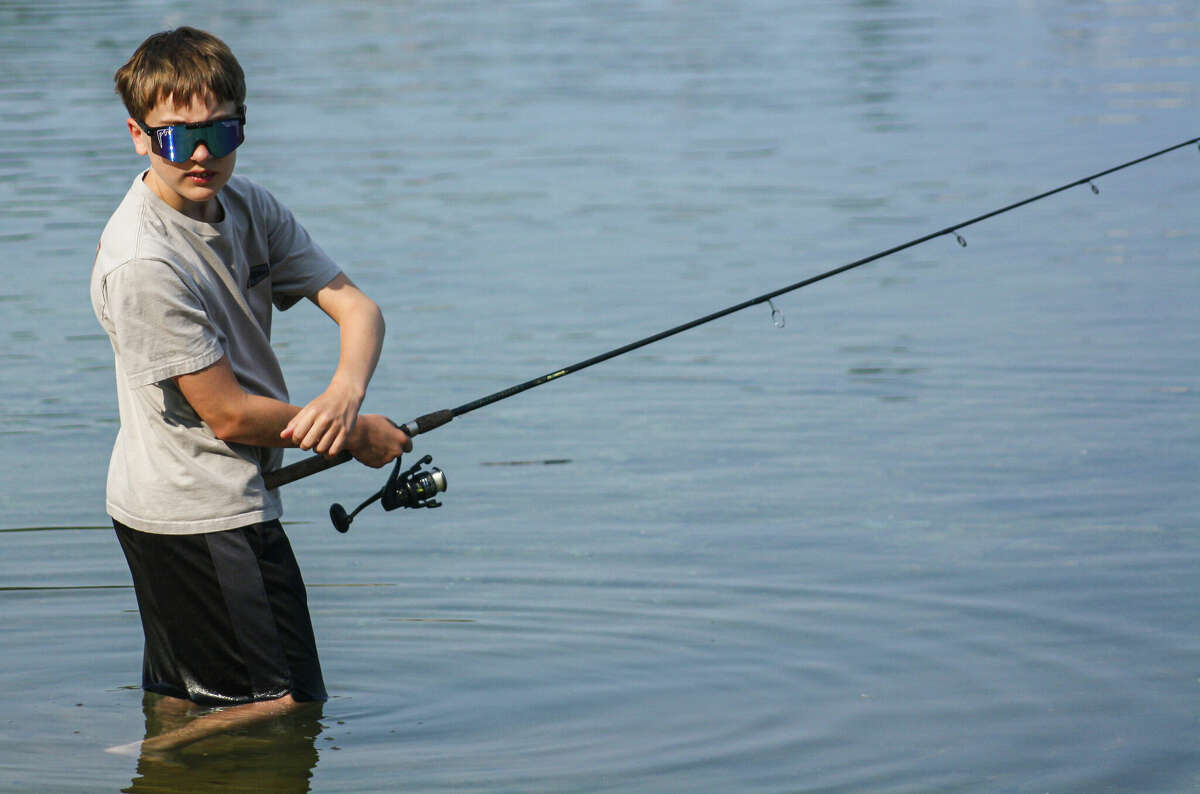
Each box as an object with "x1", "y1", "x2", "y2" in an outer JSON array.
[{"x1": 106, "y1": 692, "x2": 310, "y2": 756}]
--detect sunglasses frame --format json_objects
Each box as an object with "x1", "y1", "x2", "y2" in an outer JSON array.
[{"x1": 136, "y1": 106, "x2": 247, "y2": 163}]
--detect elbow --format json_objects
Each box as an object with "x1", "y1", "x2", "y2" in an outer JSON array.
[
  {"x1": 202, "y1": 398, "x2": 253, "y2": 443},
  {"x1": 358, "y1": 293, "x2": 383, "y2": 335},
  {"x1": 341, "y1": 296, "x2": 384, "y2": 340},
  {"x1": 208, "y1": 413, "x2": 245, "y2": 443},
  {"x1": 367, "y1": 298, "x2": 384, "y2": 338}
]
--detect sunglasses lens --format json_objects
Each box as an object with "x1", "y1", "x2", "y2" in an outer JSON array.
[
  {"x1": 203, "y1": 118, "x2": 245, "y2": 157},
  {"x1": 154, "y1": 118, "x2": 245, "y2": 163}
]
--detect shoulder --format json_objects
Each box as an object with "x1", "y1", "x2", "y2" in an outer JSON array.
[
  {"x1": 93, "y1": 180, "x2": 200, "y2": 287},
  {"x1": 94, "y1": 179, "x2": 180, "y2": 288},
  {"x1": 97, "y1": 255, "x2": 195, "y2": 306},
  {"x1": 93, "y1": 177, "x2": 167, "y2": 323},
  {"x1": 91, "y1": 252, "x2": 200, "y2": 333}
]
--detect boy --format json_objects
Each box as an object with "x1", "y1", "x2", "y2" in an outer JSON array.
[{"x1": 91, "y1": 26, "x2": 411, "y2": 746}]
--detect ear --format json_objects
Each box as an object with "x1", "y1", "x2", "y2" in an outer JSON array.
[{"x1": 127, "y1": 118, "x2": 151, "y2": 157}]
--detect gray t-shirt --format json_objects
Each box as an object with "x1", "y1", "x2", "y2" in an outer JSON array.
[{"x1": 91, "y1": 173, "x2": 341, "y2": 534}]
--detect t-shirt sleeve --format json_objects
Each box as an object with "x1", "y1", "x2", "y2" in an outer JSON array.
[
  {"x1": 102, "y1": 258, "x2": 225, "y2": 387},
  {"x1": 257, "y1": 188, "x2": 342, "y2": 311}
]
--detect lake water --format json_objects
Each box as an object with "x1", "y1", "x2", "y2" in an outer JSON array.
[{"x1": 2, "y1": 1, "x2": 1198, "y2": 791}]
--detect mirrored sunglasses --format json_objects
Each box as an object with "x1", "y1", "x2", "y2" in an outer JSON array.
[{"x1": 137, "y1": 109, "x2": 246, "y2": 163}]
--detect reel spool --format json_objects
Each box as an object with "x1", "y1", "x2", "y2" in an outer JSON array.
[{"x1": 329, "y1": 454, "x2": 447, "y2": 533}]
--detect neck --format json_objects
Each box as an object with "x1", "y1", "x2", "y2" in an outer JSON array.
[{"x1": 143, "y1": 169, "x2": 223, "y2": 223}]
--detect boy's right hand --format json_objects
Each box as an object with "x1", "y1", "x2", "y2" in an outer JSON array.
[{"x1": 346, "y1": 414, "x2": 413, "y2": 468}]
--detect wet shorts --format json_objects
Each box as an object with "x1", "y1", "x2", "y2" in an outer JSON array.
[{"x1": 114, "y1": 518, "x2": 327, "y2": 706}]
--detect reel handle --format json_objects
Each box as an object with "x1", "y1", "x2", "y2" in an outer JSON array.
[{"x1": 330, "y1": 503, "x2": 352, "y2": 533}]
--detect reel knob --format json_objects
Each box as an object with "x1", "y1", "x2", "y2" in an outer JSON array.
[{"x1": 330, "y1": 503, "x2": 352, "y2": 533}]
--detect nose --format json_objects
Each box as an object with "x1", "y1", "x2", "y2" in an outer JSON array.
[{"x1": 189, "y1": 141, "x2": 212, "y2": 162}]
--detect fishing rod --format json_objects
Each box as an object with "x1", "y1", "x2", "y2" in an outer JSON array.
[{"x1": 264, "y1": 135, "x2": 1199, "y2": 527}]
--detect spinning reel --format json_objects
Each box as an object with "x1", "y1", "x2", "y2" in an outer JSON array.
[{"x1": 329, "y1": 454, "x2": 447, "y2": 533}]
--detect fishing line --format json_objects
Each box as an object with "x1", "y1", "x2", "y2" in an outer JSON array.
[{"x1": 264, "y1": 135, "x2": 1199, "y2": 498}]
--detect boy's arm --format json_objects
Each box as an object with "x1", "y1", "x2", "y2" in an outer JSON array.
[
  {"x1": 176, "y1": 272, "x2": 411, "y2": 466},
  {"x1": 279, "y1": 273, "x2": 385, "y2": 455},
  {"x1": 175, "y1": 357, "x2": 410, "y2": 465},
  {"x1": 175, "y1": 356, "x2": 299, "y2": 447}
]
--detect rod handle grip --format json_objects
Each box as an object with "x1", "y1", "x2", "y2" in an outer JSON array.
[
  {"x1": 263, "y1": 451, "x2": 351, "y2": 490},
  {"x1": 407, "y1": 409, "x2": 454, "y2": 435}
]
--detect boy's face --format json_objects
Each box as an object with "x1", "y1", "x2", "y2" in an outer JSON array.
[{"x1": 127, "y1": 93, "x2": 240, "y2": 222}]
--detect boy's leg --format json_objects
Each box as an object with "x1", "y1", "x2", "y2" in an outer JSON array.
[
  {"x1": 238, "y1": 519, "x2": 327, "y2": 703},
  {"x1": 107, "y1": 692, "x2": 311, "y2": 756},
  {"x1": 114, "y1": 519, "x2": 326, "y2": 706}
]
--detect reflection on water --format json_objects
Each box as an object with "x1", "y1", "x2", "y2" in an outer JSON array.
[{"x1": 1, "y1": 0, "x2": 1199, "y2": 792}]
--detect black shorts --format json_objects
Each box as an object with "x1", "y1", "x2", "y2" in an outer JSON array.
[{"x1": 114, "y1": 518, "x2": 327, "y2": 706}]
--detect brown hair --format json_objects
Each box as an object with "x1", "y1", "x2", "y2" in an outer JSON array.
[{"x1": 114, "y1": 27, "x2": 245, "y2": 121}]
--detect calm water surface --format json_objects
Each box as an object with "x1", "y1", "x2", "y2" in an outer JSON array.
[{"x1": 1, "y1": 1, "x2": 1198, "y2": 792}]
